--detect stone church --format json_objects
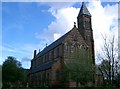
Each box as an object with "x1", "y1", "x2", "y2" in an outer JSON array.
[{"x1": 28, "y1": 2, "x2": 96, "y2": 87}]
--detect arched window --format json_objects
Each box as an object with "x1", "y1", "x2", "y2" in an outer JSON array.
[
  {"x1": 74, "y1": 44, "x2": 78, "y2": 60},
  {"x1": 65, "y1": 43, "x2": 71, "y2": 60},
  {"x1": 79, "y1": 44, "x2": 89, "y2": 63}
]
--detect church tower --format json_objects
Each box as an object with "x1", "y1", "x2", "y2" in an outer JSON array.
[{"x1": 77, "y1": 2, "x2": 95, "y2": 64}]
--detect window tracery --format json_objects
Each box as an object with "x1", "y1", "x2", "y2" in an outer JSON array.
[{"x1": 65, "y1": 42, "x2": 71, "y2": 60}]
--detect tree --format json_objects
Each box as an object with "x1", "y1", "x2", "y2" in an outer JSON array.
[
  {"x1": 98, "y1": 59, "x2": 111, "y2": 85},
  {"x1": 97, "y1": 35, "x2": 119, "y2": 85},
  {"x1": 63, "y1": 44, "x2": 95, "y2": 87},
  {"x1": 2, "y1": 56, "x2": 26, "y2": 87},
  {"x1": 63, "y1": 60, "x2": 94, "y2": 87},
  {"x1": 114, "y1": 61, "x2": 120, "y2": 87}
]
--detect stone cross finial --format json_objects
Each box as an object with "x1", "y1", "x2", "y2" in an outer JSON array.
[
  {"x1": 46, "y1": 43, "x2": 47, "y2": 47},
  {"x1": 74, "y1": 22, "x2": 76, "y2": 27}
]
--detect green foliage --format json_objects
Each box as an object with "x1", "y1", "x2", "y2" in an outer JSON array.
[
  {"x1": 62, "y1": 44, "x2": 95, "y2": 87},
  {"x1": 98, "y1": 60, "x2": 111, "y2": 80},
  {"x1": 63, "y1": 60, "x2": 95, "y2": 86},
  {"x1": 99, "y1": 60, "x2": 110, "y2": 72},
  {"x1": 114, "y1": 73, "x2": 120, "y2": 87},
  {"x1": 2, "y1": 56, "x2": 26, "y2": 87}
]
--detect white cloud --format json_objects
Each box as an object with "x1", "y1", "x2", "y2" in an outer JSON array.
[
  {"x1": 87, "y1": 1, "x2": 118, "y2": 63},
  {"x1": 35, "y1": 7, "x2": 79, "y2": 45},
  {"x1": 48, "y1": 7, "x2": 79, "y2": 33},
  {"x1": 54, "y1": 33, "x2": 61, "y2": 41}
]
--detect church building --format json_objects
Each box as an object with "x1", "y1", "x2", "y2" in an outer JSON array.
[{"x1": 28, "y1": 2, "x2": 95, "y2": 87}]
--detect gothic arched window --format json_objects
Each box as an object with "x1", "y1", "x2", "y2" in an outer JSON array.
[
  {"x1": 72, "y1": 43, "x2": 79, "y2": 61},
  {"x1": 65, "y1": 43, "x2": 71, "y2": 60},
  {"x1": 79, "y1": 44, "x2": 89, "y2": 63}
]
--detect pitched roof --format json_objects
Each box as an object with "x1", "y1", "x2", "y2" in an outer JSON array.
[
  {"x1": 36, "y1": 27, "x2": 75, "y2": 58},
  {"x1": 29, "y1": 60, "x2": 57, "y2": 74},
  {"x1": 78, "y1": 2, "x2": 91, "y2": 16}
]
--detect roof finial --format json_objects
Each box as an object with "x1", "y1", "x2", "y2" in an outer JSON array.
[
  {"x1": 74, "y1": 22, "x2": 76, "y2": 27},
  {"x1": 46, "y1": 43, "x2": 47, "y2": 47},
  {"x1": 39, "y1": 49, "x2": 41, "y2": 52}
]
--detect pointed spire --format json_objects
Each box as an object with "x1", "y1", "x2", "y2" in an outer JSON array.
[{"x1": 78, "y1": 2, "x2": 91, "y2": 16}]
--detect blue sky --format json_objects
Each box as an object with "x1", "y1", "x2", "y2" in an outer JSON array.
[{"x1": 1, "y1": 1, "x2": 118, "y2": 68}]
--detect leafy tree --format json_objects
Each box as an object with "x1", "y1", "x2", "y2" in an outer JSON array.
[
  {"x1": 63, "y1": 60, "x2": 94, "y2": 87},
  {"x1": 63, "y1": 44, "x2": 95, "y2": 87},
  {"x1": 2, "y1": 56, "x2": 26, "y2": 87}
]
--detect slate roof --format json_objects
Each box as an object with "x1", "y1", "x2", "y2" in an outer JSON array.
[
  {"x1": 30, "y1": 60, "x2": 57, "y2": 74},
  {"x1": 78, "y1": 2, "x2": 91, "y2": 16},
  {"x1": 36, "y1": 28, "x2": 74, "y2": 58}
]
